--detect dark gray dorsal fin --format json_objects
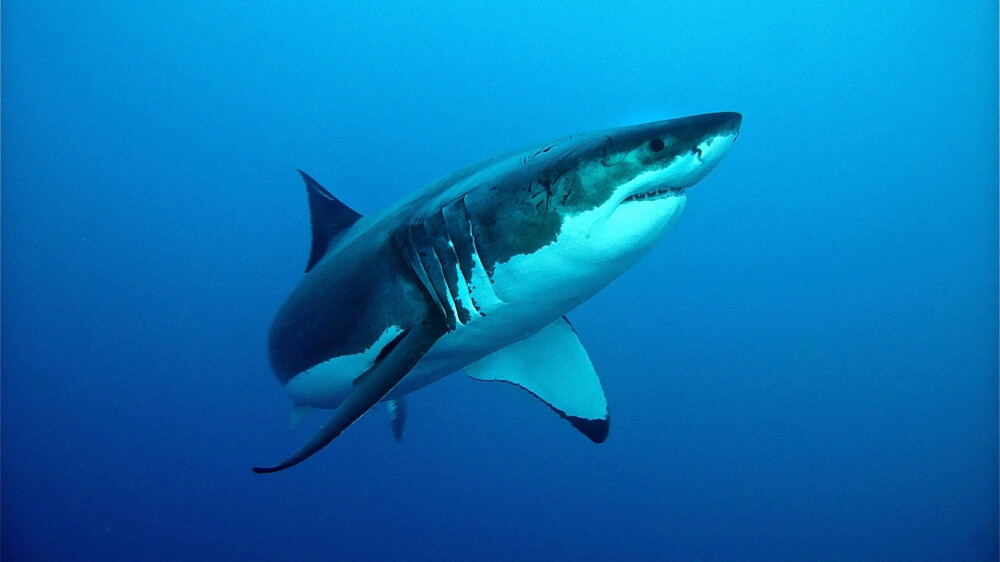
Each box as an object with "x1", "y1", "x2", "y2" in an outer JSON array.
[{"x1": 299, "y1": 170, "x2": 362, "y2": 273}]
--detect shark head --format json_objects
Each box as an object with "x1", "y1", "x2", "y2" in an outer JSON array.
[
  {"x1": 465, "y1": 112, "x2": 742, "y2": 308},
  {"x1": 547, "y1": 111, "x2": 741, "y2": 251}
]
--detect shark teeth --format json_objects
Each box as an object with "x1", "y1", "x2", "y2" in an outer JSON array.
[{"x1": 622, "y1": 186, "x2": 685, "y2": 203}]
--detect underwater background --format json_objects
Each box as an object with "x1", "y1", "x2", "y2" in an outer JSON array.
[{"x1": 2, "y1": 2, "x2": 997, "y2": 560}]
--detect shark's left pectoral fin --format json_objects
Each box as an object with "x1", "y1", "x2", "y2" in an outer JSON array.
[
  {"x1": 467, "y1": 317, "x2": 609, "y2": 443},
  {"x1": 253, "y1": 318, "x2": 445, "y2": 474}
]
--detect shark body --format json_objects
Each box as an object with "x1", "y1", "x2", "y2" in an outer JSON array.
[{"x1": 254, "y1": 112, "x2": 742, "y2": 473}]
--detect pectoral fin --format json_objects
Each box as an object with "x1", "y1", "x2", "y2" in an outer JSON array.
[
  {"x1": 253, "y1": 318, "x2": 445, "y2": 474},
  {"x1": 466, "y1": 316, "x2": 609, "y2": 442}
]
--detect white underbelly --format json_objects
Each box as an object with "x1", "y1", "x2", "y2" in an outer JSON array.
[
  {"x1": 386, "y1": 299, "x2": 560, "y2": 398},
  {"x1": 283, "y1": 300, "x2": 559, "y2": 409}
]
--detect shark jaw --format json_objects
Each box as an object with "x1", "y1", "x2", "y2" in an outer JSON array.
[
  {"x1": 576, "y1": 126, "x2": 738, "y2": 252},
  {"x1": 622, "y1": 186, "x2": 686, "y2": 203},
  {"x1": 485, "y1": 117, "x2": 740, "y2": 321},
  {"x1": 617, "y1": 128, "x2": 739, "y2": 206}
]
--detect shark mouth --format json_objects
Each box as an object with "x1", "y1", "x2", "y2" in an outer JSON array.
[{"x1": 621, "y1": 186, "x2": 686, "y2": 203}]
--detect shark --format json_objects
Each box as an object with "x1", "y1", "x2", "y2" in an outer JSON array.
[{"x1": 253, "y1": 111, "x2": 742, "y2": 473}]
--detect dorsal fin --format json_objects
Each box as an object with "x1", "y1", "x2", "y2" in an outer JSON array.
[{"x1": 299, "y1": 170, "x2": 362, "y2": 273}]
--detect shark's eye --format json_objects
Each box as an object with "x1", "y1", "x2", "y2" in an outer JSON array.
[{"x1": 649, "y1": 138, "x2": 665, "y2": 152}]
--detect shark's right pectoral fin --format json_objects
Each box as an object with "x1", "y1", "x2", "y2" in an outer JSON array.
[
  {"x1": 253, "y1": 318, "x2": 446, "y2": 474},
  {"x1": 466, "y1": 316, "x2": 609, "y2": 443}
]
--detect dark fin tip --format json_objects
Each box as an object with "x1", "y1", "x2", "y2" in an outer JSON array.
[
  {"x1": 568, "y1": 415, "x2": 609, "y2": 443},
  {"x1": 477, "y1": 378, "x2": 609, "y2": 443}
]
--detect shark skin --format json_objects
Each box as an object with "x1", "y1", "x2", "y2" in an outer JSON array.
[{"x1": 254, "y1": 112, "x2": 742, "y2": 473}]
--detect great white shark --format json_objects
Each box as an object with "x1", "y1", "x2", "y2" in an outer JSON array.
[{"x1": 253, "y1": 111, "x2": 742, "y2": 473}]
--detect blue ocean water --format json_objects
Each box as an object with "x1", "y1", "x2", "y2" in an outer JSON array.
[{"x1": 2, "y1": 2, "x2": 997, "y2": 560}]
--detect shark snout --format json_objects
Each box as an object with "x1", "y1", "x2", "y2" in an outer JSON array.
[
  {"x1": 674, "y1": 112, "x2": 741, "y2": 186},
  {"x1": 704, "y1": 111, "x2": 742, "y2": 135},
  {"x1": 670, "y1": 111, "x2": 742, "y2": 141},
  {"x1": 695, "y1": 112, "x2": 741, "y2": 162},
  {"x1": 614, "y1": 112, "x2": 741, "y2": 202}
]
